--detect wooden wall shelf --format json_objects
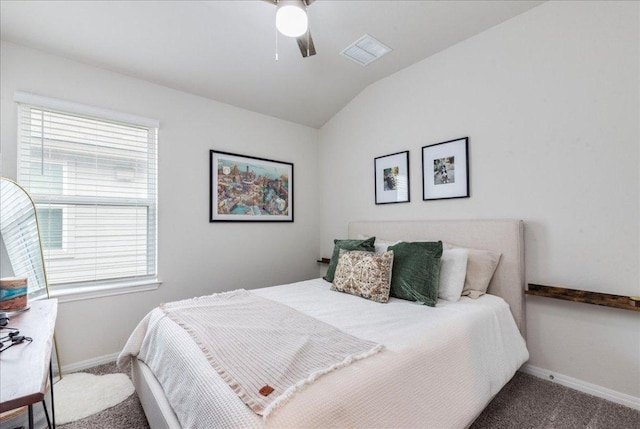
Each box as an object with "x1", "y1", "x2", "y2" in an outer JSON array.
[
  {"x1": 317, "y1": 258, "x2": 330, "y2": 264},
  {"x1": 526, "y1": 284, "x2": 640, "y2": 312}
]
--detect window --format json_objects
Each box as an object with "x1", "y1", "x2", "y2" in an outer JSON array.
[
  {"x1": 16, "y1": 92, "x2": 158, "y2": 295},
  {"x1": 27, "y1": 162, "x2": 67, "y2": 253},
  {"x1": 37, "y1": 207, "x2": 63, "y2": 250}
]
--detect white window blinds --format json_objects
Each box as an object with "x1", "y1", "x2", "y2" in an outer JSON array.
[{"x1": 16, "y1": 94, "x2": 158, "y2": 289}]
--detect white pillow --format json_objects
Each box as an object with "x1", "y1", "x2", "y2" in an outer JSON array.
[
  {"x1": 374, "y1": 239, "x2": 401, "y2": 254},
  {"x1": 356, "y1": 234, "x2": 400, "y2": 254},
  {"x1": 444, "y1": 242, "x2": 501, "y2": 299},
  {"x1": 438, "y1": 248, "x2": 469, "y2": 301}
]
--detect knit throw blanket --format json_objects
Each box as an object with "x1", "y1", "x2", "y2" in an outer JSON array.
[{"x1": 160, "y1": 290, "x2": 383, "y2": 418}]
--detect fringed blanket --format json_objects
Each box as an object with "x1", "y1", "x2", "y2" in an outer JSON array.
[{"x1": 160, "y1": 289, "x2": 382, "y2": 417}]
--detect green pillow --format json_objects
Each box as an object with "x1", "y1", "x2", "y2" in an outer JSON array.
[
  {"x1": 388, "y1": 241, "x2": 443, "y2": 307},
  {"x1": 323, "y1": 237, "x2": 376, "y2": 282}
]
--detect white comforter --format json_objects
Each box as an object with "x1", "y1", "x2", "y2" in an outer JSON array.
[{"x1": 118, "y1": 278, "x2": 529, "y2": 428}]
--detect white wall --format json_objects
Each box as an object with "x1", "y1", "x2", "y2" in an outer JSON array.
[
  {"x1": 318, "y1": 1, "x2": 639, "y2": 399},
  {"x1": 0, "y1": 41, "x2": 319, "y2": 365}
]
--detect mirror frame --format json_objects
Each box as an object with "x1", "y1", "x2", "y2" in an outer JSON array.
[{"x1": 1, "y1": 176, "x2": 63, "y2": 378}]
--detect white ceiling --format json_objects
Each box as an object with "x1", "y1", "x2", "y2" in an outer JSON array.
[{"x1": 0, "y1": 1, "x2": 544, "y2": 128}]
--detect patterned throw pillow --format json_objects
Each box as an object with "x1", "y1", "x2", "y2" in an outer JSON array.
[{"x1": 331, "y1": 250, "x2": 394, "y2": 303}]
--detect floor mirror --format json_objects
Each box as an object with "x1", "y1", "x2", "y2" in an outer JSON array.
[{"x1": 0, "y1": 176, "x2": 62, "y2": 380}]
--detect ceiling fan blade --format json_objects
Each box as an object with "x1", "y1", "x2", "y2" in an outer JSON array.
[{"x1": 296, "y1": 30, "x2": 316, "y2": 57}]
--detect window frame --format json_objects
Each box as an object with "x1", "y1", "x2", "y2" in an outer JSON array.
[{"x1": 15, "y1": 92, "x2": 161, "y2": 302}]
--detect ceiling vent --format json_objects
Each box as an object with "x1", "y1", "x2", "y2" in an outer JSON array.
[{"x1": 340, "y1": 34, "x2": 392, "y2": 66}]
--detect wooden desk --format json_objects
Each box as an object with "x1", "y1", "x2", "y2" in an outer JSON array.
[{"x1": 0, "y1": 299, "x2": 58, "y2": 427}]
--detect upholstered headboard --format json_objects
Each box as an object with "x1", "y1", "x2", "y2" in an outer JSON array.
[{"x1": 348, "y1": 219, "x2": 526, "y2": 338}]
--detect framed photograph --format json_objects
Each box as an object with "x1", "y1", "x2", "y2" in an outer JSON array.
[
  {"x1": 374, "y1": 150, "x2": 410, "y2": 204},
  {"x1": 210, "y1": 150, "x2": 293, "y2": 222},
  {"x1": 422, "y1": 137, "x2": 469, "y2": 201}
]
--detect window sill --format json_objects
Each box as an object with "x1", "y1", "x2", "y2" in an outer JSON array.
[{"x1": 47, "y1": 279, "x2": 162, "y2": 303}]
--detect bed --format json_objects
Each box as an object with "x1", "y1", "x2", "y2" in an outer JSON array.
[{"x1": 118, "y1": 219, "x2": 529, "y2": 428}]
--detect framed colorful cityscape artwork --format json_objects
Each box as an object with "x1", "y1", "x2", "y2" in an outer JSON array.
[{"x1": 210, "y1": 150, "x2": 293, "y2": 222}]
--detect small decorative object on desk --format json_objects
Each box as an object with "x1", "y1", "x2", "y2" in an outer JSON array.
[
  {"x1": 630, "y1": 296, "x2": 640, "y2": 307},
  {"x1": 0, "y1": 277, "x2": 28, "y2": 312}
]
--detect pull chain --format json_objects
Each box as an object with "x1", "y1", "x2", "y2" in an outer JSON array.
[{"x1": 275, "y1": 0, "x2": 279, "y2": 61}]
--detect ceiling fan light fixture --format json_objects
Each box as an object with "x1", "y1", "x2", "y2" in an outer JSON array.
[{"x1": 276, "y1": 0, "x2": 308, "y2": 38}]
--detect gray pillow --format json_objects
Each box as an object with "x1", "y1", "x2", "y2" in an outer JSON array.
[{"x1": 323, "y1": 237, "x2": 376, "y2": 282}]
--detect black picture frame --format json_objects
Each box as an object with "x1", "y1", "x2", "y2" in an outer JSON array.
[
  {"x1": 374, "y1": 150, "x2": 410, "y2": 205},
  {"x1": 422, "y1": 137, "x2": 469, "y2": 201},
  {"x1": 209, "y1": 150, "x2": 293, "y2": 222}
]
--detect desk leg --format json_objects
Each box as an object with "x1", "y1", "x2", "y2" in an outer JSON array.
[
  {"x1": 42, "y1": 399, "x2": 52, "y2": 429},
  {"x1": 28, "y1": 404, "x2": 34, "y2": 429},
  {"x1": 50, "y1": 359, "x2": 56, "y2": 428}
]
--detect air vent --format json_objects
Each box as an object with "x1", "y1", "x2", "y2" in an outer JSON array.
[{"x1": 340, "y1": 34, "x2": 392, "y2": 66}]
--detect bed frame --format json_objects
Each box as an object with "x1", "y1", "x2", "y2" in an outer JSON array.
[{"x1": 133, "y1": 218, "x2": 526, "y2": 428}]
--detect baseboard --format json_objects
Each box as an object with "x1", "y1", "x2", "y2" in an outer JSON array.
[
  {"x1": 520, "y1": 364, "x2": 640, "y2": 411},
  {"x1": 56, "y1": 352, "x2": 120, "y2": 374}
]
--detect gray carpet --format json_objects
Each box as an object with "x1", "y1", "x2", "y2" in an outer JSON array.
[
  {"x1": 471, "y1": 372, "x2": 640, "y2": 429},
  {"x1": 4, "y1": 363, "x2": 638, "y2": 428},
  {"x1": 57, "y1": 362, "x2": 149, "y2": 429}
]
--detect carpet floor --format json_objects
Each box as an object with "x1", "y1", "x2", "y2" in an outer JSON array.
[
  {"x1": 57, "y1": 362, "x2": 149, "y2": 429},
  {"x1": 470, "y1": 372, "x2": 640, "y2": 429},
  {"x1": 10, "y1": 362, "x2": 637, "y2": 429}
]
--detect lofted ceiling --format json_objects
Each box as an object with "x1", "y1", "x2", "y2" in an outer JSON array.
[{"x1": 0, "y1": 1, "x2": 544, "y2": 128}]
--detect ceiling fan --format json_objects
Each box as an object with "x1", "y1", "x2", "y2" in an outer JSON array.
[{"x1": 265, "y1": 0, "x2": 317, "y2": 58}]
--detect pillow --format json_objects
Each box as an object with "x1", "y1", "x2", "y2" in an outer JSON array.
[
  {"x1": 438, "y1": 248, "x2": 469, "y2": 301},
  {"x1": 444, "y1": 243, "x2": 501, "y2": 299},
  {"x1": 356, "y1": 234, "x2": 399, "y2": 254},
  {"x1": 323, "y1": 237, "x2": 376, "y2": 283},
  {"x1": 331, "y1": 250, "x2": 394, "y2": 303},
  {"x1": 375, "y1": 239, "x2": 401, "y2": 254},
  {"x1": 387, "y1": 241, "x2": 443, "y2": 307}
]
